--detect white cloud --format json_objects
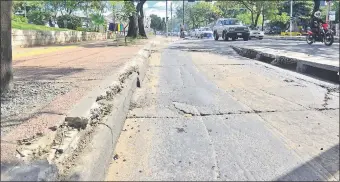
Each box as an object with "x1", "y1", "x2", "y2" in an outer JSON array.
[
  {"x1": 145, "y1": 1, "x2": 177, "y2": 18},
  {"x1": 145, "y1": 8, "x2": 166, "y2": 18},
  {"x1": 143, "y1": 3, "x2": 149, "y2": 9},
  {"x1": 154, "y1": 1, "x2": 166, "y2": 8}
]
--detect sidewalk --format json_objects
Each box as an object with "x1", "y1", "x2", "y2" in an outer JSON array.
[
  {"x1": 0, "y1": 37, "x2": 158, "y2": 163},
  {"x1": 265, "y1": 35, "x2": 339, "y2": 42}
]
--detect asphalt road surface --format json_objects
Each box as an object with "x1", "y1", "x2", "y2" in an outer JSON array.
[{"x1": 105, "y1": 38, "x2": 339, "y2": 181}]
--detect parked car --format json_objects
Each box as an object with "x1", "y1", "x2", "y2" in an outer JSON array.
[
  {"x1": 198, "y1": 27, "x2": 213, "y2": 39},
  {"x1": 189, "y1": 30, "x2": 196, "y2": 37},
  {"x1": 264, "y1": 27, "x2": 281, "y2": 35},
  {"x1": 213, "y1": 18, "x2": 250, "y2": 41},
  {"x1": 249, "y1": 27, "x2": 264, "y2": 40},
  {"x1": 194, "y1": 29, "x2": 201, "y2": 38}
]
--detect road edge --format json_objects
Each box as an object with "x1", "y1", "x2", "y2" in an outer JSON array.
[
  {"x1": 61, "y1": 42, "x2": 153, "y2": 181},
  {"x1": 1, "y1": 41, "x2": 155, "y2": 181}
]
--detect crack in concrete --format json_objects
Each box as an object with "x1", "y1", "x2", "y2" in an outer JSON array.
[
  {"x1": 126, "y1": 116, "x2": 179, "y2": 119},
  {"x1": 314, "y1": 107, "x2": 339, "y2": 111},
  {"x1": 259, "y1": 88, "x2": 309, "y2": 109},
  {"x1": 197, "y1": 64, "x2": 246, "y2": 66}
]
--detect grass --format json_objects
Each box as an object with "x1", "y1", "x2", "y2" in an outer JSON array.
[{"x1": 12, "y1": 21, "x2": 69, "y2": 31}]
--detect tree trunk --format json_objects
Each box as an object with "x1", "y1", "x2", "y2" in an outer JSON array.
[
  {"x1": 262, "y1": 12, "x2": 265, "y2": 31},
  {"x1": 251, "y1": 12, "x2": 254, "y2": 26},
  {"x1": 137, "y1": 0, "x2": 147, "y2": 38},
  {"x1": 127, "y1": 13, "x2": 138, "y2": 38},
  {"x1": 262, "y1": 8, "x2": 264, "y2": 31},
  {"x1": 1, "y1": 0, "x2": 13, "y2": 94},
  {"x1": 312, "y1": 0, "x2": 321, "y2": 18},
  {"x1": 254, "y1": 13, "x2": 261, "y2": 27}
]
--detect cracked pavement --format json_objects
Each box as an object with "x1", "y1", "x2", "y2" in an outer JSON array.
[{"x1": 105, "y1": 38, "x2": 339, "y2": 181}]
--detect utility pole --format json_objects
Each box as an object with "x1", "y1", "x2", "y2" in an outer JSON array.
[
  {"x1": 182, "y1": 0, "x2": 185, "y2": 29},
  {"x1": 171, "y1": 2, "x2": 173, "y2": 40},
  {"x1": 290, "y1": 0, "x2": 293, "y2": 36},
  {"x1": 166, "y1": 0, "x2": 168, "y2": 37}
]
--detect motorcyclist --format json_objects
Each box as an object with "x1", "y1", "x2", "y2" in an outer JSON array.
[{"x1": 310, "y1": 11, "x2": 325, "y2": 38}]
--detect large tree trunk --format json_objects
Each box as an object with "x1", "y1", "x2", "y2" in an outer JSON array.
[
  {"x1": 312, "y1": 0, "x2": 321, "y2": 18},
  {"x1": 1, "y1": 0, "x2": 13, "y2": 94},
  {"x1": 127, "y1": 13, "x2": 138, "y2": 38},
  {"x1": 137, "y1": 0, "x2": 147, "y2": 38},
  {"x1": 254, "y1": 13, "x2": 261, "y2": 27},
  {"x1": 251, "y1": 12, "x2": 254, "y2": 26}
]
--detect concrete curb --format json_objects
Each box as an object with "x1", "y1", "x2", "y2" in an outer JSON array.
[
  {"x1": 231, "y1": 45, "x2": 339, "y2": 81},
  {"x1": 265, "y1": 36, "x2": 339, "y2": 42},
  {"x1": 61, "y1": 42, "x2": 154, "y2": 181},
  {"x1": 2, "y1": 41, "x2": 156, "y2": 181}
]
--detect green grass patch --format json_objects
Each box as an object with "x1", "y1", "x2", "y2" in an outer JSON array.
[{"x1": 12, "y1": 21, "x2": 70, "y2": 31}]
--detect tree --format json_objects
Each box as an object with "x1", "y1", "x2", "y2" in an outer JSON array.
[
  {"x1": 213, "y1": 1, "x2": 239, "y2": 18},
  {"x1": 150, "y1": 14, "x2": 164, "y2": 32},
  {"x1": 278, "y1": 1, "x2": 313, "y2": 30},
  {"x1": 126, "y1": 0, "x2": 138, "y2": 38},
  {"x1": 261, "y1": 1, "x2": 279, "y2": 30},
  {"x1": 1, "y1": 0, "x2": 13, "y2": 93},
  {"x1": 90, "y1": 13, "x2": 106, "y2": 32},
  {"x1": 109, "y1": 1, "x2": 135, "y2": 44},
  {"x1": 239, "y1": 0, "x2": 264, "y2": 27},
  {"x1": 137, "y1": 0, "x2": 147, "y2": 37},
  {"x1": 176, "y1": 1, "x2": 221, "y2": 29},
  {"x1": 312, "y1": 0, "x2": 321, "y2": 18}
]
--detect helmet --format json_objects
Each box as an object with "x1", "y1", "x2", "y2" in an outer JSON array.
[{"x1": 314, "y1": 11, "x2": 321, "y2": 18}]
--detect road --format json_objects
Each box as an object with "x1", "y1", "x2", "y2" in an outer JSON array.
[{"x1": 105, "y1": 38, "x2": 339, "y2": 181}]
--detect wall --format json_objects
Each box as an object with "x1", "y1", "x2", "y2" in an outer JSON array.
[{"x1": 12, "y1": 29, "x2": 114, "y2": 47}]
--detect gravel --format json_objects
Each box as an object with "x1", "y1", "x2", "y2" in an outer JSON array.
[{"x1": 1, "y1": 80, "x2": 72, "y2": 135}]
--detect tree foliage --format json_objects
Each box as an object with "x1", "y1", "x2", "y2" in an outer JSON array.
[
  {"x1": 57, "y1": 14, "x2": 81, "y2": 30},
  {"x1": 150, "y1": 14, "x2": 164, "y2": 32}
]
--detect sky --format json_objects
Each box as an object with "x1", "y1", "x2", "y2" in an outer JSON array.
[{"x1": 144, "y1": 1, "x2": 183, "y2": 18}]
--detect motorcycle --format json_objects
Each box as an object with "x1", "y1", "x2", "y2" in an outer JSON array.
[{"x1": 306, "y1": 23, "x2": 334, "y2": 46}]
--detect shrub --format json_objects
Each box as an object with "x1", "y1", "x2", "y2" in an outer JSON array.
[
  {"x1": 12, "y1": 14, "x2": 28, "y2": 23},
  {"x1": 27, "y1": 11, "x2": 51, "y2": 25},
  {"x1": 57, "y1": 15, "x2": 81, "y2": 30},
  {"x1": 76, "y1": 27, "x2": 85, "y2": 31}
]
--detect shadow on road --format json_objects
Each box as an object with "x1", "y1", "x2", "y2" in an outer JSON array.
[
  {"x1": 168, "y1": 39, "x2": 242, "y2": 58},
  {"x1": 13, "y1": 66, "x2": 85, "y2": 81},
  {"x1": 276, "y1": 144, "x2": 339, "y2": 181}
]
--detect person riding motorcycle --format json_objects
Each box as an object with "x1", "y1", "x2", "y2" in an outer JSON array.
[{"x1": 310, "y1": 11, "x2": 325, "y2": 38}]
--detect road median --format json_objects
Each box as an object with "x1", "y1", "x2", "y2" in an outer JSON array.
[
  {"x1": 265, "y1": 35, "x2": 339, "y2": 42},
  {"x1": 231, "y1": 45, "x2": 339, "y2": 82}
]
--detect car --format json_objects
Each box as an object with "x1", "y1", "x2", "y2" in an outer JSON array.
[
  {"x1": 249, "y1": 27, "x2": 264, "y2": 40},
  {"x1": 213, "y1": 18, "x2": 250, "y2": 41},
  {"x1": 198, "y1": 27, "x2": 213, "y2": 39},
  {"x1": 189, "y1": 30, "x2": 196, "y2": 37}
]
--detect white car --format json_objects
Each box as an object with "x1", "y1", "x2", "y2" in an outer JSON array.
[
  {"x1": 198, "y1": 27, "x2": 213, "y2": 39},
  {"x1": 249, "y1": 27, "x2": 264, "y2": 40},
  {"x1": 194, "y1": 29, "x2": 200, "y2": 38}
]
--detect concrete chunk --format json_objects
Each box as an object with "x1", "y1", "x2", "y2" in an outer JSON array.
[{"x1": 65, "y1": 117, "x2": 88, "y2": 129}]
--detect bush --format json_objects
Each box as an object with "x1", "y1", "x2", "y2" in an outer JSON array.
[
  {"x1": 76, "y1": 27, "x2": 85, "y2": 31},
  {"x1": 12, "y1": 14, "x2": 28, "y2": 23},
  {"x1": 27, "y1": 11, "x2": 51, "y2": 25},
  {"x1": 57, "y1": 15, "x2": 81, "y2": 30}
]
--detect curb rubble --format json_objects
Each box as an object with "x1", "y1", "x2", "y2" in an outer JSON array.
[{"x1": 1, "y1": 40, "x2": 157, "y2": 181}]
